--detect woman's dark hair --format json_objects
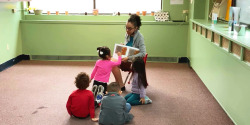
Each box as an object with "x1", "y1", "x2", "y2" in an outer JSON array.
[
  {"x1": 128, "y1": 14, "x2": 142, "y2": 30},
  {"x1": 97, "y1": 46, "x2": 111, "y2": 60},
  {"x1": 132, "y1": 58, "x2": 148, "y2": 89},
  {"x1": 74, "y1": 72, "x2": 90, "y2": 89}
]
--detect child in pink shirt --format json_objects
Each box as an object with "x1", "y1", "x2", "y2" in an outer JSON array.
[{"x1": 91, "y1": 46, "x2": 121, "y2": 95}]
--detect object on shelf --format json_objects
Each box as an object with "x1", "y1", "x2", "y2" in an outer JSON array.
[
  {"x1": 34, "y1": 9, "x2": 42, "y2": 15},
  {"x1": 234, "y1": 24, "x2": 247, "y2": 36},
  {"x1": 229, "y1": 7, "x2": 241, "y2": 34},
  {"x1": 212, "y1": 13, "x2": 218, "y2": 25},
  {"x1": 136, "y1": 11, "x2": 140, "y2": 16},
  {"x1": 209, "y1": 0, "x2": 224, "y2": 19},
  {"x1": 209, "y1": 0, "x2": 231, "y2": 21},
  {"x1": 151, "y1": 11, "x2": 154, "y2": 16},
  {"x1": 93, "y1": 9, "x2": 98, "y2": 15},
  {"x1": 113, "y1": 12, "x2": 117, "y2": 16},
  {"x1": 229, "y1": 7, "x2": 241, "y2": 24},
  {"x1": 154, "y1": 11, "x2": 170, "y2": 22}
]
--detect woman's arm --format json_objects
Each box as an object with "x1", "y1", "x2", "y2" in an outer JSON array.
[{"x1": 128, "y1": 39, "x2": 146, "y2": 60}]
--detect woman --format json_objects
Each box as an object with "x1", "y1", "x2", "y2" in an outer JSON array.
[{"x1": 112, "y1": 14, "x2": 146, "y2": 91}]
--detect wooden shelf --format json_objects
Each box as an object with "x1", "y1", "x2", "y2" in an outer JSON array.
[{"x1": 192, "y1": 19, "x2": 250, "y2": 68}]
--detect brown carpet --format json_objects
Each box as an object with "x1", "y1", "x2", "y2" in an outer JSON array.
[{"x1": 0, "y1": 61, "x2": 234, "y2": 125}]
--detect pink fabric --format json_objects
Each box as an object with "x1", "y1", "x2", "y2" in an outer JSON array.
[{"x1": 91, "y1": 56, "x2": 121, "y2": 83}]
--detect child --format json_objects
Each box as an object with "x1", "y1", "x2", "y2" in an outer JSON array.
[
  {"x1": 99, "y1": 82, "x2": 134, "y2": 125},
  {"x1": 125, "y1": 58, "x2": 152, "y2": 105},
  {"x1": 91, "y1": 46, "x2": 121, "y2": 96},
  {"x1": 66, "y1": 72, "x2": 98, "y2": 122}
]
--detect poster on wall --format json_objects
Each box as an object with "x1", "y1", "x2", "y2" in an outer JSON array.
[{"x1": 170, "y1": 0, "x2": 183, "y2": 5}]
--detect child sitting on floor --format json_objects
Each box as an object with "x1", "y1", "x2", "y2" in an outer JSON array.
[
  {"x1": 125, "y1": 58, "x2": 152, "y2": 105},
  {"x1": 99, "y1": 82, "x2": 134, "y2": 125},
  {"x1": 66, "y1": 72, "x2": 98, "y2": 122}
]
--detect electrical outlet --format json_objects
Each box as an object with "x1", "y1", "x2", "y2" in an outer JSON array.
[
  {"x1": 7, "y1": 44, "x2": 9, "y2": 51},
  {"x1": 183, "y1": 10, "x2": 188, "y2": 14},
  {"x1": 12, "y1": 9, "x2": 17, "y2": 13}
]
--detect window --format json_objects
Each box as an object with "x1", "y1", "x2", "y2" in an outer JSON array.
[
  {"x1": 96, "y1": 0, "x2": 161, "y2": 13},
  {"x1": 236, "y1": 0, "x2": 250, "y2": 25},
  {"x1": 29, "y1": 0, "x2": 161, "y2": 14},
  {"x1": 29, "y1": 0, "x2": 93, "y2": 13}
]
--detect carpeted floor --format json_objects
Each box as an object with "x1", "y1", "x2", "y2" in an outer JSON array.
[{"x1": 0, "y1": 61, "x2": 234, "y2": 125}]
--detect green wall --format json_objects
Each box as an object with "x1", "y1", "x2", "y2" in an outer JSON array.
[
  {"x1": 162, "y1": 0, "x2": 189, "y2": 20},
  {"x1": 0, "y1": 2, "x2": 23, "y2": 64},
  {"x1": 193, "y1": 0, "x2": 206, "y2": 19},
  {"x1": 20, "y1": 21, "x2": 188, "y2": 57},
  {"x1": 188, "y1": 0, "x2": 250, "y2": 124},
  {"x1": 24, "y1": 15, "x2": 156, "y2": 21},
  {"x1": 189, "y1": 28, "x2": 250, "y2": 125},
  {"x1": 0, "y1": 0, "x2": 190, "y2": 64},
  {"x1": 20, "y1": 0, "x2": 190, "y2": 58}
]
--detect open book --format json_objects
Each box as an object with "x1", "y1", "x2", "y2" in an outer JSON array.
[{"x1": 112, "y1": 44, "x2": 140, "y2": 62}]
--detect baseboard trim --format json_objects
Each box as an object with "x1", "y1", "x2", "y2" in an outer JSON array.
[
  {"x1": 30, "y1": 55, "x2": 183, "y2": 63},
  {"x1": 0, "y1": 56, "x2": 190, "y2": 72},
  {"x1": 0, "y1": 54, "x2": 30, "y2": 72}
]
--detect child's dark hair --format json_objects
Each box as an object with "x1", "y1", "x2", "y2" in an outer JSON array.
[
  {"x1": 107, "y1": 82, "x2": 121, "y2": 92},
  {"x1": 74, "y1": 72, "x2": 90, "y2": 89},
  {"x1": 97, "y1": 46, "x2": 111, "y2": 60},
  {"x1": 128, "y1": 14, "x2": 142, "y2": 30},
  {"x1": 132, "y1": 58, "x2": 148, "y2": 89}
]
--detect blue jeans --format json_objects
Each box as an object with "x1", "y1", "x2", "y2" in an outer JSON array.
[
  {"x1": 125, "y1": 93, "x2": 142, "y2": 105},
  {"x1": 126, "y1": 103, "x2": 131, "y2": 113}
]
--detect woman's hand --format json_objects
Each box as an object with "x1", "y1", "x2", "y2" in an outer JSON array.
[
  {"x1": 92, "y1": 118, "x2": 99, "y2": 122},
  {"x1": 122, "y1": 57, "x2": 129, "y2": 62},
  {"x1": 139, "y1": 98, "x2": 145, "y2": 104}
]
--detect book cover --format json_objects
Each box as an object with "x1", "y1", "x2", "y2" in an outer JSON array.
[{"x1": 112, "y1": 44, "x2": 139, "y2": 62}]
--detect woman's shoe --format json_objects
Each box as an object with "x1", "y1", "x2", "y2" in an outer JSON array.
[{"x1": 121, "y1": 86, "x2": 126, "y2": 91}]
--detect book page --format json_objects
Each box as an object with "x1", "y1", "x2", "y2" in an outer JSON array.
[{"x1": 112, "y1": 44, "x2": 139, "y2": 61}]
